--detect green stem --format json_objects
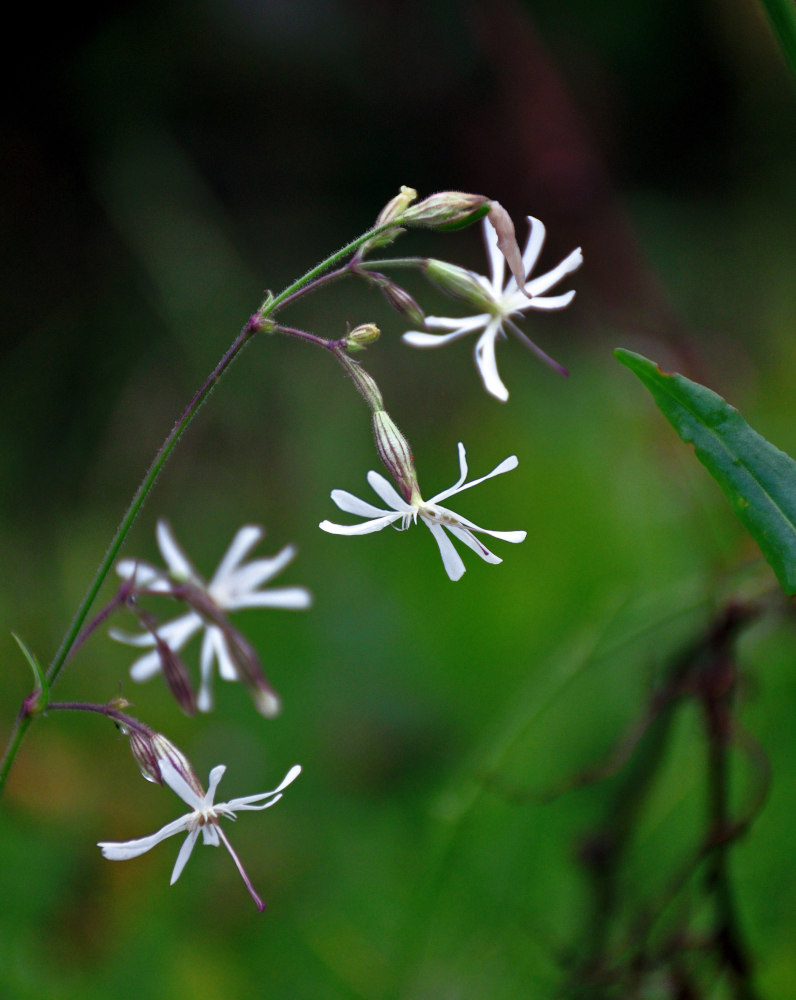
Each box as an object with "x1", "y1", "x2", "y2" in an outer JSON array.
[{"x1": 0, "y1": 217, "x2": 397, "y2": 798}]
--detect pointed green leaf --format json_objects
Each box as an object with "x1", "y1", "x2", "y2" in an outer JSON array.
[
  {"x1": 12, "y1": 632, "x2": 49, "y2": 710},
  {"x1": 615, "y1": 348, "x2": 796, "y2": 594}
]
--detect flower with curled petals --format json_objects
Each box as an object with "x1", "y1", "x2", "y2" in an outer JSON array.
[
  {"x1": 111, "y1": 522, "x2": 312, "y2": 715},
  {"x1": 98, "y1": 754, "x2": 302, "y2": 912},
  {"x1": 320, "y1": 442, "x2": 526, "y2": 581},
  {"x1": 403, "y1": 216, "x2": 582, "y2": 401}
]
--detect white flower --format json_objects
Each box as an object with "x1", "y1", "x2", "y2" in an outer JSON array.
[
  {"x1": 99, "y1": 758, "x2": 302, "y2": 912},
  {"x1": 111, "y1": 522, "x2": 312, "y2": 713},
  {"x1": 403, "y1": 216, "x2": 582, "y2": 402},
  {"x1": 319, "y1": 442, "x2": 526, "y2": 581}
]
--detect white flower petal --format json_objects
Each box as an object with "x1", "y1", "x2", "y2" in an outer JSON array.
[
  {"x1": 472, "y1": 326, "x2": 510, "y2": 402},
  {"x1": 170, "y1": 828, "x2": 201, "y2": 884},
  {"x1": 207, "y1": 627, "x2": 238, "y2": 682},
  {"x1": 483, "y1": 218, "x2": 506, "y2": 292},
  {"x1": 319, "y1": 514, "x2": 401, "y2": 535},
  {"x1": 156, "y1": 520, "x2": 198, "y2": 582},
  {"x1": 229, "y1": 586, "x2": 312, "y2": 610},
  {"x1": 159, "y1": 757, "x2": 206, "y2": 810},
  {"x1": 423, "y1": 521, "x2": 467, "y2": 581},
  {"x1": 366, "y1": 470, "x2": 412, "y2": 512},
  {"x1": 204, "y1": 764, "x2": 227, "y2": 805},
  {"x1": 217, "y1": 547, "x2": 296, "y2": 600},
  {"x1": 98, "y1": 814, "x2": 191, "y2": 860},
  {"x1": 423, "y1": 313, "x2": 491, "y2": 333},
  {"x1": 128, "y1": 650, "x2": 164, "y2": 681},
  {"x1": 446, "y1": 523, "x2": 502, "y2": 564},
  {"x1": 224, "y1": 764, "x2": 303, "y2": 812},
  {"x1": 211, "y1": 525, "x2": 265, "y2": 584},
  {"x1": 330, "y1": 489, "x2": 392, "y2": 519}
]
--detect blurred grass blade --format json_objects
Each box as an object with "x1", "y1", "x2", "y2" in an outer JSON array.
[
  {"x1": 615, "y1": 349, "x2": 796, "y2": 594},
  {"x1": 758, "y1": 0, "x2": 796, "y2": 82}
]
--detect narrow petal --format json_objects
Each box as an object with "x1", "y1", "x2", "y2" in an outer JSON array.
[
  {"x1": 423, "y1": 313, "x2": 491, "y2": 333},
  {"x1": 424, "y1": 521, "x2": 466, "y2": 581},
  {"x1": 446, "y1": 523, "x2": 502, "y2": 564},
  {"x1": 217, "y1": 547, "x2": 296, "y2": 600},
  {"x1": 156, "y1": 520, "x2": 198, "y2": 582},
  {"x1": 431, "y1": 454, "x2": 519, "y2": 504},
  {"x1": 211, "y1": 526, "x2": 265, "y2": 584},
  {"x1": 330, "y1": 489, "x2": 392, "y2": 519},
  {"x1": 128, "y1": 650, "x2": 164, "y2": 681},
  {"x1": 204, "y1": 764, "x2": 227, "y2": 805},
  {"x1": 483, "y1": 217, "x2": 506, "y2": 291},
  {"x1": 98, "y1": 814, "x2": 191, "y2": 860},
  {"x1": 436, "y1": 506, "x2": 527, "y2": 543},
  {"x1": 319, "y1": 515, "x2": 401, "y2": 536},
  {"x1": 519, "y1": 216, "x2": 547, "y2": 283},
  {"x1": 505, "y1": 289, "x2": 576, "y2": 312},
  {"x1": 207, "y1": 627, "x2": 238, "y2": 682},
  {"x1": 231, "y1": 586, "x2": 313, "y2": 610},
  {"x1": 473, "y1": 326, "x2": 510, "y2": 402},
  {"x1": 224, "y1": 764, "x2": 302, "y2": 811},
  {"x1": 366, "y1": 470, "x2": 414, "y2": 512},
  {"x1": 170, "y1": 828, "x2": 201, "y2": 884},
  {"x1": 111, "y1": 612, "x2": 203, "y2": 653},
  {"x1": 522, "y1": 247, "x2": 583, "y2": 299},
  {"x1": 115, "y1": 560, "x2": 169, "y2": 589},
  {"x1": 159, "y1": 757, "x2": 206, "y2": 810}
]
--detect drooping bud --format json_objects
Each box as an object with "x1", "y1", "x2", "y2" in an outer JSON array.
[
  {"x1": 151, "y1": 733, "x2": 206, "y2": 798},
  {"x1": 487, "y1": 202, "x2": 529, "y2": 297},
  {"x1": 128, "y1": 727, "x2": 162, "y2": 784},
  {"x1": 335, "y1": 352, "x2": 384, "y2": 412},
  {"x1": 372, "y1": 410, "x2": 419, "y2": 501},
  {"x1": 345, "y1": 323, "x2": 381, "y2": 353},
  {"x1": 423, "y1": 259, "x2": 492, "y2": 310},
  {"x1": 154, "y1": 634, "x2": 197, "y2": 716},
  {"x1": 221, "y1": 626, "x2": 282, "y2": 718},
  {"x1": 378, "y1": 282, "x2": 426, "y2": 326},
  {"x1": 402, "y1": 191, "x2": 491, "y2": 231}
]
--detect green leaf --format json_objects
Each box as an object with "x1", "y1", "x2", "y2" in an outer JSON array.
[
  {"x1": 11, "y1": 632, "x2": 49, "y2": 710},
  {"x1": 615, "y1": 348, "x2": 796, "y2": 594},
  {"x1": 758, "y1": 0, "x2": 796, "y2": 84}
]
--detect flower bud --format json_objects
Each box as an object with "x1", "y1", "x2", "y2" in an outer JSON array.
[
  {"x1": 402, "y1": 191, "x2": 491, "y2": 231},
  {"x1": 424, "y1": 259, "x2": 491, "y2": 309},
  {"x1": 151, "y1": 733, "x2": 206, "y2": 798},
  {"x1": 487, "y1": 202, "x2": 529, "y2": 297},
  {"x1": 221, "y1": 627, "x2": 282, "y2": 718},
  {"x1": 155, "y1": 635, "x2": 197, "y2": 716},
  {"x1": 345, "y1": 323, "x2": 381, "y2": 353},
  {"x1": 372, "y1": 410, "x2": 418, "y2": 501},
  {"x1": 360, "y1": 186, "x2": 419, "y2": 255},
  {"x1": 337, "y1": 354, "x2": 384, "y2": 411},
  {"x1": 378, "y1": 282, "x2": 426, "y2": 326},
  {"x1": 376, "y1": 185, "x2": 418, "y2": 227}
]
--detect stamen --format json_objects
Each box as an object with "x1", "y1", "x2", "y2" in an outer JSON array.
[{"x1": 216, "y1": 825, "x2": 266, "y2": 913}]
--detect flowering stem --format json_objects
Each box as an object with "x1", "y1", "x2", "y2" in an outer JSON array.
[{"x1": 0, "y1": 217, "x2": 401, "y2": 799}]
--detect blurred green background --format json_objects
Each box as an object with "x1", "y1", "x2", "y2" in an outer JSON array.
[{"x1": 2, "y1": 0, "x2": 796, "y2": 997}]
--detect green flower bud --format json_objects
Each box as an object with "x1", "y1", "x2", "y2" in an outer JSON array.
[
  {"x1": 372, "y1": 410, "x2": 418, "y2": 501},
  {"x1": 345, "y1": 323, "x2": 381, "y2": 352},
  {"x1": 424, "y1": 259, "x2": 491, "y2": 310},
  {"x1": 401, "y1": 191, "x2": 491, "y2": 231}
]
